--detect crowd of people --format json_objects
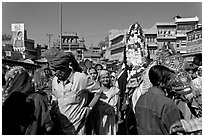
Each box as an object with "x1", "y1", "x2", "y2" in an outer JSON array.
[{"x1": 2, "y1": 45, "x2": 202, "y2": 135}]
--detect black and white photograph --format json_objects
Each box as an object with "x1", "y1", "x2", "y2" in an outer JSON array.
[{"x1": 2, "y1": 0, "x2": 202, "y2": 135}]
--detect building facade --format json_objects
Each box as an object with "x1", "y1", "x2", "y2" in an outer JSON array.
[
  {"x1": 59, "y1": 32, "x2": 86, "y2": 61},
  {"x1": 142, "y1": 16, "x2": 200, "y2": 60},
  {"x1": 24, "y1": 39, "x2": 36, "y2": 59},
  {"x1": 175, "y1": 16, "x2": 199, "y2": 54},
  {"x1": 156, "y1": 22, "x2": 177, "y2": 51},
  {"x1": 83, "y1": 45, "x2": 101, "y2": 63},
  {"x1": 183, "y1": 27, "x2": 202, "y2": 63},
  {"x1": 144, "y1": 25, "x2": 157, "y2": 60},
  {"x1": 107, "y1": 29, "x2": 126, "y2": 61}
]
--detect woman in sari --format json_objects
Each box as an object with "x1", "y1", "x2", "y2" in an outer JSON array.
[
  {"x1": 97, "y1": 70, "x2": 120, "y2": 135},
  {"x1": 49, "y1": 51, "x2": 101, "y2": 135},
  {"x1": 2, "y1": 66, "x2": 53, "y2": 135},
  {"x1": 2, "y1": 66, "x2": 36, "y2": 134}
]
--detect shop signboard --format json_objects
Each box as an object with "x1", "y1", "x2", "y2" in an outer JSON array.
[{"x1": 11, "y1": 23, "x2": 25, "y2": 52}]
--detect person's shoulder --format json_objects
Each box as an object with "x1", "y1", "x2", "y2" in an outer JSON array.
[
  {"x1": 73, "y1": 72, "x2": 88, "y2": 82},
  {"x1": 52, "y1": 76, "x2": 58, "y2": 85},
  {"x1": 74, "y1": 72, "x2": 87, "y2": 78},
  {"x1": 52, "y1": 76, "x2": 57, "y2": 81}
]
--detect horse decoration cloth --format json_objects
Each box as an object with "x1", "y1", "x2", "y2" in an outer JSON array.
[
  {"x1": 168, "y1": 70, "x2": 192, "y2": 95},
  {"x1": 157, "y1": 42, "x2": 192, "y2": 95},
  {"x1": 160, "y1": 54, "x2": 185, "y2": 72}
]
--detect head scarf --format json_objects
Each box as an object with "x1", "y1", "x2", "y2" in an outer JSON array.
[
  {"x1": 99, "y1": 70, "x2": 109, "y2": 77},
  {"x1": 5, "y1": 66, "x2": 25, "y2": 83},
  {"x1": 3, "y1": 66, "x2": 33, "y2": 102},
  {"x1": 49, "y1": 51, "x2": 82, "y2": 72},
  {"x1": 33, "y1": 67, "x2": 47, "y2": 90}
]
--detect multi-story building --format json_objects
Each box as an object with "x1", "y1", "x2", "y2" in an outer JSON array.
[
  {"x1": 59, "y1": 32, "x2": 86, "y2": 61},
  {"x1": 83, "y1": 44, "x2": 101, "y2": 63},
  {"x1": 107, "y1": 29, "x2": 126, "y2": 62},
  {"x1": 36, "y1": 44, "x2": 48, "y2": 59},
  {"x1": 2, "y1": 35, "x2": 13, "y2": 59},
  {"x1": 24, "y1": 39, "x2": 36, "y2": 59},
  {"x1": 156, "y1": 22, "x2": 177, "y2": 51},
  {"x1": 175, "y1": 16, "x2": 199, "y2": 54},
  {"x1": 143, "y1": 25, "x2": 157, "y2": 60},
  {"x1": 183, "y1": 27, "x2": 202, "y2": 63},
  {"x1": 143, "y1": 16, "x2": 201, "y2": 59}
]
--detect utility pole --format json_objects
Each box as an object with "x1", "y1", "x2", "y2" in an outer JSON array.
[
  {"x1": 59, "y1": 2, "x2": 62, "y2": 50},
  {"x1": 47, "y1": 34, "x2": 53, "y2": 49}
]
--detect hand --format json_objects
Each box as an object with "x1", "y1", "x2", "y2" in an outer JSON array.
[{"x1": 169, "y1": 121, "x2": 185, "y2": 134}]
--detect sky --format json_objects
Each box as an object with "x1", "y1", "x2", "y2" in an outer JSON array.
[{"x1": 2, "y1": 1, "x2": 202, "y2": 48}]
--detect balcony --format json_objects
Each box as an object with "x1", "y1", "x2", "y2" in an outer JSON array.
[{"x1": 157, "y1": 34, "x2": 176, "y2": 39}]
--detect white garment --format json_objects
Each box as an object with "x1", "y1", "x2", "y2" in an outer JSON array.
[
  {"x1": 52, "y1": 72, "x2": 100, "y2": 134},
  {"x1": 98, "y1": 87, "x2": 119, "y2": 135}
]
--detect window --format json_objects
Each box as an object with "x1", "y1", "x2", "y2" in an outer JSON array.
[
  {"x1": 188, "y1": 35, "x2": 192, "y2": 41},
  {"x1": 111, "y1": 35, "x2": 124, "y2": 45},
  {"x1": 195, "y1": 33, "x2": 199, "y2": 39},
  {"x1": 110, "y1": 47, "x2": 124, "y2": 55}
]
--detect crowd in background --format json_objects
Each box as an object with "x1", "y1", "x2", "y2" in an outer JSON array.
[{"x1": 2, "y1": 47, "x2": 202, "y2": 135}]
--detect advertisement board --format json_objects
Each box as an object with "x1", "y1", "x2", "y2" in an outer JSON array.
[{"x1": 11, "y1": 23, "x2": 25, "y2": 51}]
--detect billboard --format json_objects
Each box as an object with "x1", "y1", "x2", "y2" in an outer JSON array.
[{"x1": 11, "y1": 23, "x2": 25, "y2": 51}]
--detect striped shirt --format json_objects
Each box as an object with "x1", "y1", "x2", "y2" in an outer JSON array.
[{"x1": 180, "y1": 117, "x2": 202, "y2": 133}]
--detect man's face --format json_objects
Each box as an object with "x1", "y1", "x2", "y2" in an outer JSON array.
[
  {"x1": 96, "y1": 66, "x2": 102, "y2": 73},
  {"x1": 89, "y1": 68, "x2": 97, "y2": 80},
  {"x1": 55, "y1": 67, "x2": 70, "y2": 81},
  {"x1": 197, "y1": 68, "x2": 202, "y2": 77}
]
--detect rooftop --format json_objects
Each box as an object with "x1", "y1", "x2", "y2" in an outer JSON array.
[
  {"x1": 109, "y1": 29, "x2": 127, "y2": 40},
  {"x1": 175, "y1": 16, "x2": 199, "y2": 23},
  {"x1": 156, "y1": 22, "x2": 176, "y2": 26}
]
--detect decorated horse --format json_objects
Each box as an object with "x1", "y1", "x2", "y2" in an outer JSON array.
[{"x1": 123, "y1": 41, "x2": 196, "y2": 134}]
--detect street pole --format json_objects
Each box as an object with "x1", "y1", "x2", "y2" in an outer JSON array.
[{"x1": 59, "y1": 2, "x2": 62, "y2": 50}]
